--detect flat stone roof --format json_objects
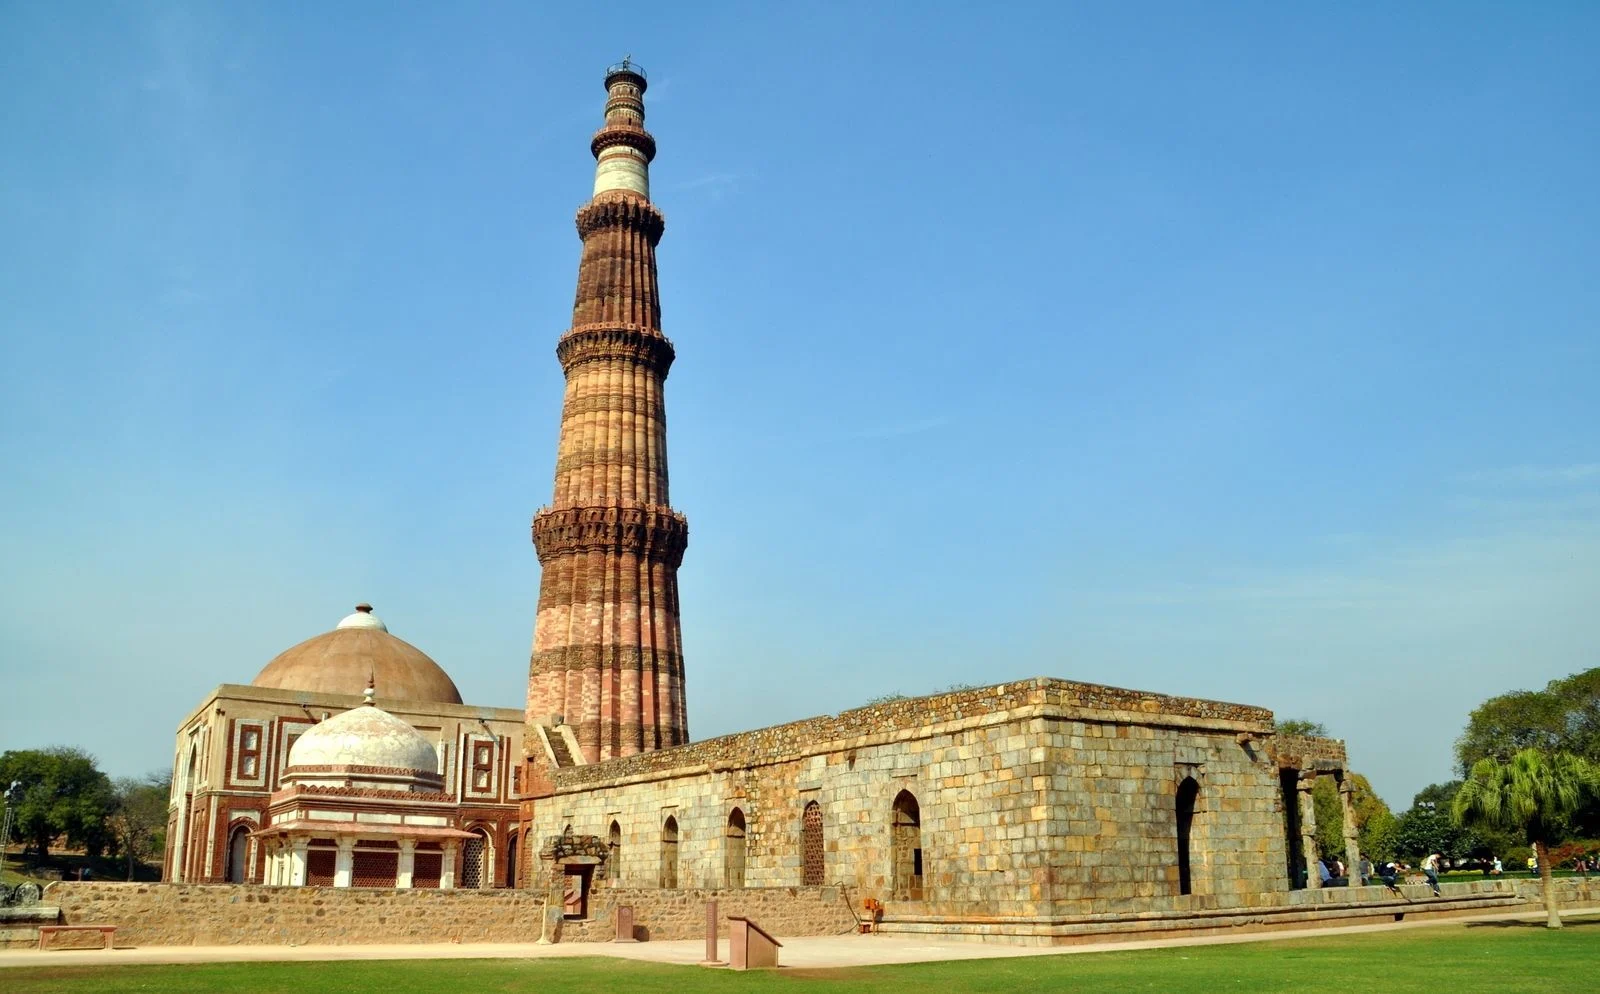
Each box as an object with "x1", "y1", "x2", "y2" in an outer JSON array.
[{"x1": 550, "y1": 676, "x2": 1279, "y2": 791}]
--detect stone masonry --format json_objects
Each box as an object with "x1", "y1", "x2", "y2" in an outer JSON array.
[
  {"x1": 526, "y1": 59, "x2": 688, "y2": 764},
  {"x1": 524, "y1": 679, "x2": 1327, "y2": 933},
  {"x1": 37, "y1": 882, "x2": 851, "y2": 948}
]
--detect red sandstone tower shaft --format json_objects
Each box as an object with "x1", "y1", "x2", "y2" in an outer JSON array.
[{"x1": 527, "y1": 61, "x2": 689, "y2": 762}]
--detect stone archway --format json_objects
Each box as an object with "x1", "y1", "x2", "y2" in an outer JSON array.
[
  {"x1": 726, "y1": 808, "x2": 747, "y2": 888},
  {"x1": 891, "y1": 790, "x2": 922, "y2": 900},
  {"x1": 801, "y1": 801, "x2": 824, "y2": 886},
  {"x1": 225, "y1": 825, "x2": 250, "y2": 883},
  {"x1": 1176, "y1": 776, "x2": 1200, "y2": 896}
]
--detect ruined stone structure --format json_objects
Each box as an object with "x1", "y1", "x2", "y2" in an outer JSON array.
[{"x1": 525, "y1": 59, "x2": 689, "y2": 764}]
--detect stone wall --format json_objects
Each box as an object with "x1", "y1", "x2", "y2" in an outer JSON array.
[
  {"x1": 565, "y1": 886, "x2": 855, "y2": 941},
  {"x1": 530, "y1": 678, "x2": 1293, "y2": 923},
  {"x1": 42, "y1": 882, "x2": 851, "y2": 947}
]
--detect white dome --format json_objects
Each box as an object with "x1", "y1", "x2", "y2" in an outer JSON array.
[
  {"x1": 336, "y1": 603, "x2": 388, "y2": 631},
  {"x1": 286, "y1": 703, "x2": 438, "y2": 777}
]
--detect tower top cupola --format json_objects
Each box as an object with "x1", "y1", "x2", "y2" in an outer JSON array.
[{"x1": 591, "y1": 57, "x2": 656, "y2": 199}]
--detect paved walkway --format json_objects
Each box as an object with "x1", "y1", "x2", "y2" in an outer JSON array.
[{"x1": 4, "y1": 905, "x2": 1595, "y2": 971}]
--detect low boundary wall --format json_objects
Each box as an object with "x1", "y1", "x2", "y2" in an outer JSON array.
[
  {"x1": 40, "y1": 882, "x2": 853, "y2": 947},
  {"x1": 26, "y1": 877, "x2": 1595, "y2": 949}
]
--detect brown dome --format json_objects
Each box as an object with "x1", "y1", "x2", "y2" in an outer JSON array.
[{"x1": 250, "y1": 606, "x2": 463, "y2": 705}]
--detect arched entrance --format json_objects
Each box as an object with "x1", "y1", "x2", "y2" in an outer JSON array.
[
  {"x1": 660, "y1": 815, "x2": 679, "y2": 888},
  {"x1": 891, "y1": 790, "x2": 922, "y2": 900},
  {"x1": 461, "y1": 829, "x2": 489, "y2": 889},
  {"x1": 225, "y1": 825, "x2": 249, "y2": 883},
  {"x1": 1177, "y1": 776, "x2": 1200, "y2": 896},
  {"x1": 505, "y1": 830, "x2": 518, "y2": 888},
  {"x1": 801, "y1": 801, "x2": 824, "y2": 886},
  {"x1": 726, "y1": 808, "x2": 747, "y2": 888}
]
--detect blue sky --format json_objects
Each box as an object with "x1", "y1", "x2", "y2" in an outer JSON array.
[{"x1": 1, "y1": 2, "x2": 1596, "y2": 811}]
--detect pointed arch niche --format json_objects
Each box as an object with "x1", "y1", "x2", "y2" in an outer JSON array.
[
  {"x1": 891, "y1": 790, "x2": 923, "y2": 900},
  {"x1": 726, "y1": 808, "x2": 747, "y2": 888}
]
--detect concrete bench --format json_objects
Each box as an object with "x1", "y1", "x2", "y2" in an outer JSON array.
[{"x1": 37, "y1": 925, "x2": 117, "y2": 950}]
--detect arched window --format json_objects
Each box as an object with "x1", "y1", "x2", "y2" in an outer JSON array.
[
  {"x1": 1177, "y1": 776, "x2": 1200, "y2": 896},
  {"x1": 608, "y1": 819, "x2": 622, "y2": 879},
  {"x1": 461, "y1": 828, "x2": 490, "y2": 889},
  {"x1": 801, "y1": 801, "x2": 824, "y2": 886},
  {"x1": 660, "y1": 816, "x2": 679, "y2": 888},
  {"x1": 726, "y1": 808, "x2": 747, "y2": 888},
  {"x1": 225, "y1": 825, "x2": 250, "y2": 883},
  {"x1": 505, "y1": 830, "x2": 519, "y2": 888},
  {"x1": 891, "y1": 790, "x2": 922, "y2": 900}
]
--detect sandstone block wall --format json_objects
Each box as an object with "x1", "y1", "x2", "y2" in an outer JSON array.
[
  {"x1": 43, "y1": 882, "x2": 850, "y2": 947},
  {"x1": 564, "y1": 886, "x2": 854, "y2": 941},
  {"x1": 530, "y1": 678, "x2": 1291, "y2": 921}
]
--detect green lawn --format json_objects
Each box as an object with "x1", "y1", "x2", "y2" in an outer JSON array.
[{"x1": 5, "y1": 917, "x2": 1597, "y2": 994}]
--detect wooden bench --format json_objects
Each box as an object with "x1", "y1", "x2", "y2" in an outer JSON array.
[{"x1": 37, "y1": 925, "x2": 117, "y2": 950}]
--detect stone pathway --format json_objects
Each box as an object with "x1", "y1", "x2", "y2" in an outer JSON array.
[{"x1": 3, "y1": 905, "x2": 1594, "y2": 971}]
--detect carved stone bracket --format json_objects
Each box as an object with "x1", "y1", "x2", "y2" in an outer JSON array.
[
  {"x1": 590, "y1": 125, "x2": 657, "y2": 163},
  {"x1": 533, "y1": 503, "x2": 689, "y2": 566},
  {"x1": 576, "y1": 195, "x2": 665, "y2": 243},
  {"x1": 556, "y1": 324, "x2": 675, "y2": 375}
]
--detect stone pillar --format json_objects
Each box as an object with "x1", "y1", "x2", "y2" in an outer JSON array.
[
  {"x1": 289, "y1": 839, "x2": 309, "y2": 886},
  {"x1": 397, "y1": 840, "x2": 417, "y2": 889},
  {"x1": 334, "y1": 839, "x2": 356, "y2": 888},
  {"x1": 1297, "y1": 772, "x2": 1320, "y2": 889},
  {"x1": 702, "y1": 899, "x2": 719, "y2": 964},
  {"x1": 441, "y1": 842, "x2": 458, "y2": 889},
  {"x1": 1338, "y1": 776, "x2": 1362, "y2": 885}
]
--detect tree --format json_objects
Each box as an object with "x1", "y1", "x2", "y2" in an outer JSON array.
[
  {"x1": 0, "y1": 748, "x2": 115, "y2": 860},
  {"x1": 1347, "y1": 774, "x2": 1397, "y2": 862},
  {"x1": 1275, "y1": 719, "x2": 1330, "y2": 738},
  {"x1": 1452, "y1": 749, "x2": 1600, "y2": 928},
  {"x1": 1312, "y1": 777, "x2": 1345, "y2": 860},
  {"x1": 1457, "y1": 667, "x2": 1600, "y2": 770},
  {"x1": 109, "y1": 772, "x2": 170, "y2": 881},
  {"x1": 1392, "y1": 803, "x2": 1466, "y2": 860},
  {"x1": 1456, "y1": 667, "x2": 1600, "y2": 836}
]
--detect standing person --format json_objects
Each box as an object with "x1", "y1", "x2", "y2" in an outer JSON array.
[
  {"x1": 1491, "y1": 855, "x2": 1503, "y2": 876},
  {"x1": 1358, "y1": 854, "x2": 1374, "y2": 886},
  {"x1": 1422, "y1": 852, "x2": 1442, "y2": 896}
]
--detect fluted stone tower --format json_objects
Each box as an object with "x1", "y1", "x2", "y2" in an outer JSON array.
[{"x1": 526, "y1": 60, "x2": 689, "y2": 764}]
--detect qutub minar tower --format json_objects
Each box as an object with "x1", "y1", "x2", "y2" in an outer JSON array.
[{"x1": 526, "y1": 60, "x2": 689, "y2": 764}]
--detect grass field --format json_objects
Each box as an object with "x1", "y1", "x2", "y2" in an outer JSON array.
[{"x1": 5, "y1": 917, "x2": 1597, "y2": 994}]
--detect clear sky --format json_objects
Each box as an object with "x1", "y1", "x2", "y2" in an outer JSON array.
[{"x1": 2, "y1": 2, "x2": 1596, "y2": 811}]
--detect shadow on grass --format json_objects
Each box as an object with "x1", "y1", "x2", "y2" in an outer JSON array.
[{"x1": 1466, "y1": 916, "x2": 1600, "y2": 929}]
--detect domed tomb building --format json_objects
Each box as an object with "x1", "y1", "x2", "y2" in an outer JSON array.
[{"x1": 164, "y1": 605, "x2": 525, "y2": 890}]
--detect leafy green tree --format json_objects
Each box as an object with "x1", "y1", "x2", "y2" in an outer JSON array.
[
  {"x1": 109, "y1": 772, "x2": 171, "y2": 880},
  {"x1": 0, "y1": 748, "x2": 115, "y2": 860},
  {"x1": 1311, "y1": 777, "x2": 1345, "y2": 860},
  {"x1": 1457, "y1": 668, "x2": 1600, "y2": 769},
  {"x1": 1457, "y1": 667, "x2": 1600, "y2": 835},
  {"x1": 1452, "y1": 749, "x2": 1600, "y2": 928},
  {"x1": 1275, "y1": 719, "x2": 1330, "y2": 738},
  {"x1": 1413, "y1": 781, "x2": 1463, "y2": 809}
]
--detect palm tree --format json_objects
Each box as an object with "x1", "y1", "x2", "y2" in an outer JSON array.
[{"x1": 1451, "y1": 749, "x2": 1600, "y2": 928}]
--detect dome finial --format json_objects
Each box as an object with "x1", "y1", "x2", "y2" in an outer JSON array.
[{"x1": 363, "y1": 668, "x2": 376, "y2": 705}]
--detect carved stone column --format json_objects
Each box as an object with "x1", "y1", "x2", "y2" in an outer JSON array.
[
  {"x1": 1297, "y1": 772, "x2": 1321, "y2": 889},
  {"x1": 441, "y1": 842, "x2": 459, "y2": 889},
  {"x1": 397, "y1": 840, "x2": 417, "y2": 889},
  {"x1": 289, "y1": 838, "x2": 309, "y2": 887},
  {"x1": 333, "y1": 839, "x2": 356, "y2": 888},
  {"x1": 1338, "y1": 776, "x2": 1362, "y2": 885}
]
